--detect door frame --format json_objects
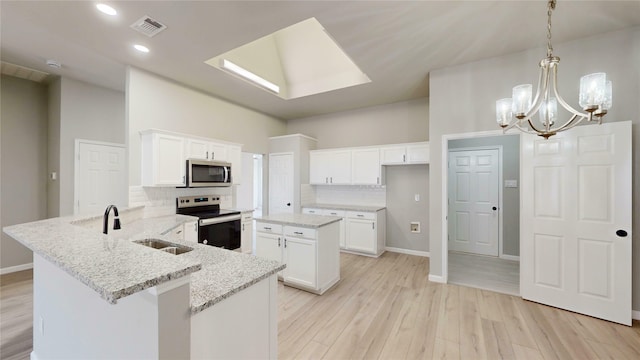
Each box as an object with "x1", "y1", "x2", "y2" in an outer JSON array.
[
  {"x1": 73, "y1": 139, "x2": 127, "y2": 215},
  {"x1": 440, "y1": 130, "x2": 521, "y2": 283},
  {"x1": 448, "y1": 145, "x2": 504, "y2": 258}
]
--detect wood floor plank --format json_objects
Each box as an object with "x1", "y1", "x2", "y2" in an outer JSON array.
[
  {"x1": 458, "y1": 286, "x2": 487, "y2": 359},
  {"x1": 432, "y1": 338, "x2": 461, "y2": 360},
  {"x1": 511, "y1": 344, "x2": 544, "y2": 360},
  {"x1": 435, "y1": 283, "x2": 460, "y2": 344}
]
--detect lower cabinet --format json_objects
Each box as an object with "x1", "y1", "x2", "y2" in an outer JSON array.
[
  {"x1": 255, "y1": 221, "x2": 340, "y2": 294},
  {"x1": 345, "y1": 210, "x2": 385, "y2": 257},
  {"x1": 240, "y1": 212, "x2": 254, "y2": 254},
  {"x1": 302, "y1": 208, "x2": 346, "y2": 249},
  {"x1": 184, "y1": 221, "x2": 198, "y2": 243}
]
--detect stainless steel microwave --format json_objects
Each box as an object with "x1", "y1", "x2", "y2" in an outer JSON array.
[{"x1": 186, "y1": 159, "x2": 232, "y2": 187}]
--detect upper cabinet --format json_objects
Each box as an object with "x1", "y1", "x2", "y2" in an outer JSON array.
[
  {"x1": 351, "y1": 148, "x2": 380, "y2": 185},
  {"x1": 309, "y1": 141, "x2": 428, "y2": 186},
  {"x1": 380, "y1": 142, "x2": 429, "y2": 165},
  {"x1": 141, "y1": 129, "x2": 242, "y2": 187},
  {"x1": 310, "y1": 150, "x2": 351, "y2": 185},
  {"x1": 185, "y1": 138, "x2": 228, "y2": 161}
]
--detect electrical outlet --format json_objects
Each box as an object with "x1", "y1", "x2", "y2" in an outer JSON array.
[
  {"x1": 414, "y1": 194, "x2": 420, "y2": 202},
  {"x1": 410, "y1": 222, "x2": 420, "y2": 233}
]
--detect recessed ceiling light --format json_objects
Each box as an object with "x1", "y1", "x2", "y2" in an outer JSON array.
[
  {"x1": 133, "y1": 44, "x2": 150, "y2": 53},
  {"x1": 221, "y1": 59, "x2": 280, "y2": 94},
  {"x1": 96, "y1": 4, "x2": 117, "y2": 16}
]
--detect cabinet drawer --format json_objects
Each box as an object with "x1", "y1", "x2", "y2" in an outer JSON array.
[
  {"x1": 346, "y1": 211, "x2": 375, "y2": 220},
  {"x1": 241, "y1": 213, "x2": 253, "y2": 222},
  {"x1": 302, "y1": 208, "x2": 322, "y2": 215},
  {"x1": 284, "y1": 226, "x2": 317, "y2": 240},
  {"x1": 256, "y1": 222, "x2": 283, "y2": 233},
  {"x1": 322, "y1": 209, "x2": 346, "y2": 217}
]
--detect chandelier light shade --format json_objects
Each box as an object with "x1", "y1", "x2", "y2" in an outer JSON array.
[{"x1": 496, "y1": 0, "x2": 612, "y2": 139}]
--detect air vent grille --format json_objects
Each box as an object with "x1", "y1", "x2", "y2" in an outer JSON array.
[
  {"x1": 130, "y1": 16, "x2": 167, "y2": 37},
  {"x1": 1, "y1": 61, "x2": 50, "y2": 83}
]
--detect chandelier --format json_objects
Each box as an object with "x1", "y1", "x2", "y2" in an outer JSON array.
[{"x1": 495, "y1": 0, "x2": 612, "y2": 139}]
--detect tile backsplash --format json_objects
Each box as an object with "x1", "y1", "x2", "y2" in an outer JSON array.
[
  {"x1": 129, "y1": 186, "x2": 233, "y2": 217},
  {"x1": 311, "y1": 185, "x2": 386, "y2": 207}
]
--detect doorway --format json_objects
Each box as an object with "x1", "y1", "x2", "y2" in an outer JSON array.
[
  {"x1": 445, "y1": 133, "x2": 520, "y2": 295},
  {"x1": 74, "y1": 139, "x2": 127, "y2": 215}
]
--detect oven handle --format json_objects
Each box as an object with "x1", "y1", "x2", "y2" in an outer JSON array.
[{"x1": 199, "y1": 214, "x2": 241, "y2": 226}]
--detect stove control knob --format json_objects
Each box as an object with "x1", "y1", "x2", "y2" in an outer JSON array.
[{"x1": 203, "y1": 239, "x2": 208, "y2": 245}]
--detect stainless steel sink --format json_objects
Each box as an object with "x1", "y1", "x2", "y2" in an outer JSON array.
[{"x1": 133, "y1": 239, "x2": 193, "y2": 255}]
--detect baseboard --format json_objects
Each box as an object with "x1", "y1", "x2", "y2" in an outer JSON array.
[
  {"x1": 31, "y1": 351, "x2": 40, "y2": 360},
  {"x1": 633, "y1": 310, "x2": 640, "y2": 321},
  {"x1": 428, "y1": 274, "x2": 445, "y2": 283},
  {"x1": 385, "y1": 247, "x2": 430, "y2": 257},
  {"x1": 0, "y1": 262, "x2": 33, "y2": 275},
  {"x1": 500, "y1": 254, "x2": 520, "y2": 261}
]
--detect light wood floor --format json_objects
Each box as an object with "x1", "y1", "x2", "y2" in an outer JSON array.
[
  {"x1": 448, "y1": 251, "x2": 520, "y2": 296},
  {"x1": 3, "y1": 252, "x2": 640, "y2": 359}
]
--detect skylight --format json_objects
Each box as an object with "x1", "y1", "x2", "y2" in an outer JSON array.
[{"x1": 204, "y1": 17, "x2": 370, "y2": 100}]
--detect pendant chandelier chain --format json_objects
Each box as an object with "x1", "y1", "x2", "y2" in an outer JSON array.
[{"x1": 547, "y1": 0, "x2": 555, "y2": 58}]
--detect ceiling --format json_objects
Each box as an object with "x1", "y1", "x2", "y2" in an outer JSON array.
[{"x1": 2, "y1": 1, "x2": 639, "y2": 120}]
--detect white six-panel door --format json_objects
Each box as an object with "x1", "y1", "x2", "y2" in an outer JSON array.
[
  {"x1": 448, "y1": 149, "x2": 500, "y2": 256},
  {"x1": 268, "y1": 152, "x2": 294, "y2": 215},
  {"x1": 520, "y1": 121, "x2": 632, "y2": 325}
]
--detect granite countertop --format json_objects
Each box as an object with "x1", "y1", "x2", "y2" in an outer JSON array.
[
  {"x1": 3, "y1": 208, "x2": 284, "y2": 315},
  {"x1": 303, "y1": 203, "x2": 386, "y2": 212},
  {"x1": 255, "y1": 213, "x2": 342, "y2": 228}
]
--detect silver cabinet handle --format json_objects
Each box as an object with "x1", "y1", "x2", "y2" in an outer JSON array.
[
  {"x1": 242, "y1": 223, "x2": 245, "y2": 231},
  {"x1": 403, "y1": 154, "x2": 406, "y2": 162},
  {"x1": 206, "y1": 151, "x2": 209, "y2": 159},
  {"x1": 330, "y1": 177, "x2": 333, "y2": 183},
  {"x1": 264, "y1": 226, "x2": 271, "y2": 230},
  {"x1": 212, "y1": 152, "x2": 215, "y2": 159},
  {"x1": 372, "y1": 222, "x2": 375, "y2": 230},
  {"x1": 176, "y1": 230, "x2": 182, "y2": 234},
  {"x1": 278, "y1": 237, "x2": 281, "y2": 247},
  {"x1": 377, "y1": 176, "x2": 379, "y2": 184},
  {"x1": 357, "y1": 214, "x2": 364, "y2": 217},
  {"x1": 294, "y1": 231, "x2": 303, "y2": 235},
  {"x1": 194, "y1": 223, "x2": 198, "y2": 232},
  {"x1": 330, "y1": 212, "x2": 337, "y2": 215},
  {"x1": 284, "y1": 239, "x2": 287, "y2": 248},
  {"x1": 182, "y1": 175, "x2": 185, "y2": 184},
  {"x1": 326, "y1": 177, "x2": 328, "y2": 183}
]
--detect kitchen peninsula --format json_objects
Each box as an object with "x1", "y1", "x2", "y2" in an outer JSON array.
[
  {"x1": 255, "y1": 213, "x2": 341, "y2": 295},
  {"x1": 3, "y1": 207, "x2": 284, "y2": 360}
]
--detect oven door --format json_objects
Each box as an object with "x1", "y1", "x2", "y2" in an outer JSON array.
[{"x1": 198, "y1": 214, "x2": 241, "y2": 250}]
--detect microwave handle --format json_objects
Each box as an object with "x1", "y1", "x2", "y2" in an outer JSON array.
[{"x1": 224, "y1": 166, "x2": 229, "y2": 183}]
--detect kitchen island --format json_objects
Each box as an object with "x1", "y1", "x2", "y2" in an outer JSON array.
[
  {"x1": 254, "y1": 213, "x2": 342, "y2": 295},
  {"x1": 3, "y1": 207, "x2": 284, "y2": 360}
]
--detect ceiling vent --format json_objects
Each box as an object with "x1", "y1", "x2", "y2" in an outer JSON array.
[
  {"x1": 130, "y1": 16, "x2": 167, "y2": 37},
  {"x1": 1, "y1": 61, "x2": 50, "y2": 83}
]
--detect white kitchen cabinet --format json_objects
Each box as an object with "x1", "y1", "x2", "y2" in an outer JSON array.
[
  {"x1": 309, "y1": 149, "x2": 352, "y2": 185},
  {"x1": 351, "y1": 148, "x2": 381, "y2": 185},
  {"x1": 255, "y1": 220, "x2": 340, "y2": 294},
  {"x1": 302, "y1": 208, "x2": 322, "y2": 215},
  {"x1": 283, "y1": 236, "x2": 316, "y2": 288},
  {"x1": 240, "y1": 212, "x2": 253, "y2": 253},
  {"x1": 227, "y1": 145, "x2": 242, "y2": 185},
  {"x1": 185, "y1": 138, "x2": 228, "y2": 161},
  {"x1": 380, "y1": 142, "x2": 429, "y2": 165},
  {"x1": 345, "y1": 210, "x2": 386, "y2": 257},
  {"x1": 322, "y1": 209, "x2": 346, "y2": 249},
  {"x1": 184, "y1": 221, "x2": 198, "y2": 243},
  {"x1": 141, "y1": 131, "x2": 186, "y2": 186}
]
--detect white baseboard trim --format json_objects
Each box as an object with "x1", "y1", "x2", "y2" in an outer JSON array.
[
  {"x1": 633, "y1": 310, "x2": 640, "y2": 321},
  {"x1": 0, "y1": 262, "x2": 33, "y2": 275},
  {"x1": 385, "y1": 247, "x2": 430, "y2": 257},
  {"x1": 500, "y1": 254, "x2": 520, "y2": 261},
  {"x1": 428, "y1": 274, "x2": 445, "y2": 283},
  {"x1": 31, "y1": 351, "x2": 40, "y2": 360}
]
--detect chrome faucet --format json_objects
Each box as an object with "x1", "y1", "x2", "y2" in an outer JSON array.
[{"x1": 103, "y1": 205, "x2": 121, "y2": 234}]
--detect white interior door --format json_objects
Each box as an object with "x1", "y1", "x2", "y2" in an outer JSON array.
[
  {"x1": 448, "y1": 149, "x2": 500, "y2": 256},
  {"x1": 75, "y1": 140, "x2": 126, "y2": 215},
  {"x1": 521, "y1": 121, "x2": 632, "y2": 325},
  {"x1": 268, "y1": 153, "x2": 294, "y2": 215}
]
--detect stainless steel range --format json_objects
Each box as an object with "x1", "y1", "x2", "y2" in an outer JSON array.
[{"x1": 176, "y1": 196, "x2": 241, "y2": 250}]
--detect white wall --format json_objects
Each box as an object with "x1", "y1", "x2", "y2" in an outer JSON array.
[
  {"x1": 127, "y1": 67, "x2": 287, "y2": 187},
  {"x1": 429, "y1": 27, "x2": 640, "y2": 309},
  {"x1": 1, "y1": 75, "x2": 48, "y2": 271},
  {"x1": 49, "y1": 77, "x2": 126, "y2": 216},
  {"x1": 287, "y1": 98, "x2": 428, "y2": 148}
]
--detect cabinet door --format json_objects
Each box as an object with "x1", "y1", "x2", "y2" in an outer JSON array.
[
  {"x1": 185, "y1": 138, "x2": 209, "y2": 160},
  {"x1": 407, "y1": 143, "x2": 429, "y2": 164},
  {"x1": 209, "y1": 142, "x2": 228, "y2": 161},
  {"x1": 155, "y1": 134, "x2": 186, "y2": 185},
  {"x1": 184, "y1": 221, "x2": 198, "y2": 242},
  {"x1": 345, "y1": 218, "x2": 376, "y2": 253},
  {"x1": 227, "y1": 145, "x2": 242, "y2": 184},
  {"x1": 380, "y1": 146, "x2": 407, "y2": 165},
  {"x1": 351, "y1": 148, "x2": 380, "y2": 185},
  {"x1": 322, "y1": 209, "x2": 346, "y2": 249},
  {"x1": 283, "y1": 237, "x2": 316, "y2": 288},
  {"x1": 255, "y1": 232, "x2": 282, "y2": 263},
  {"x1": 241, "y1": 220, "x2": 253, "y2": 253},
  {"x1": 329, "y1": 150, "x2": 352, "y2": 184},
  {"x1": 309, "y1": 151, "x2": 329, "y2": 184}
]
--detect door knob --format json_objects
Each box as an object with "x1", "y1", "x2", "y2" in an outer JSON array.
[
  {"x1": 492, "y1": 206, "x2": 497, "y2": 211},
  {"x1": 616, "y1": 230, "x2": 628, "y2": 237},
  {"x1": 287, "y1": 203, "x2": 291, "y2": 206}
]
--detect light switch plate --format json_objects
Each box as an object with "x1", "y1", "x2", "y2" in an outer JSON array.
[{"x1": 505, "y1": 180, "x2": 518, "y2": 188}]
